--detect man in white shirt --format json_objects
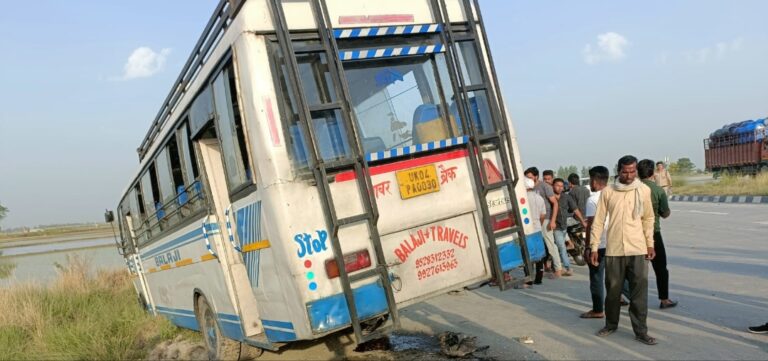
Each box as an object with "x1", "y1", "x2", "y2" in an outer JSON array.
[
  {"x1": 580, "y1": 166, "x2": 610, "y2": 319},
  {"x1": 525, "y1": 177, "x2": 548, "y2": 285}
]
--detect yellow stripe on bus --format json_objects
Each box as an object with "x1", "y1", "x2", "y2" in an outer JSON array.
[
  {"x1": 160, "y1": 265, "x2": 172, "y2": 270},
  {"x1": 201, "y1": 254, "x2": 217, "y2": 262},
  {"x1": 175, "y1": 258, "x2": 194, "y2": 267},
  {"x1": 242, "y1": 240, "x2": 270, "y2": 253}
]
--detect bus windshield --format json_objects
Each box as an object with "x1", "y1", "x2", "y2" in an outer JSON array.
[{"x1": 343, "y1": 53, "x2": 461, "y2": 154}]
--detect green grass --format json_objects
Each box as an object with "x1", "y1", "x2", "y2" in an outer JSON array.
[
  {"x1": 674, "y1": 173, "x2": 768, "y2": 196},
  {"x1": 0, "y1": 255, "x2": 198, "y2": 360},
  {"x1": 0, "y1": 251, "x2": 15, "y2": 279}
]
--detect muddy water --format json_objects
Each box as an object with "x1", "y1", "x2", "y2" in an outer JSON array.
[
  {"x1": 1, "y1": 238, "x2": 115, "y2": 256},
  {"x1": 0, "y1": 244, "x2": 124, "y2": 286}
]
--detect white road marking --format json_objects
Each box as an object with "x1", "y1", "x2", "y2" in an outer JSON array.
[
  {"x1": 671, "y1": 208, "x2": 729, "y2": 216},
  {"x1": 753, "y1": 221, "x2": 768, "y2": 225},
  {"x1": 689, "y1": 210, "x2": 729, "y2": 215}
]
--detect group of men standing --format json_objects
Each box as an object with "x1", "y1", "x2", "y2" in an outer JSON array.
[
  {"x1": 523, "y1": 156, "x2": 677, "y2": 346},
  {"x1": 523, "y1": 168, "x2": 587, "y2": 281}
]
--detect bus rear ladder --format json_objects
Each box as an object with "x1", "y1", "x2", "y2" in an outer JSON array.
[
  {"x1": 268, "y1": 0, "x2": 400, "y2": 345},
  {"x1": 430, "y1": 0, "x2": 532, "y2": 290}
]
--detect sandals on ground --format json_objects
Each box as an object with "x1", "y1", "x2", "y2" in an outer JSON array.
[
  {"x1": 580, "y1": 311, "x2": 605, "y2": 319},
  {"x1": 635, "y1": 334, "x2": 658, "y2": 345},
  {"x1": 596, "y1": 327, "x2": 617, "y2": 337}
]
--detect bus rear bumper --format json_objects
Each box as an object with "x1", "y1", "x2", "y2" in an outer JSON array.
[{"x1": 305, "y1": 281, "x2": 389, "y2": 334}]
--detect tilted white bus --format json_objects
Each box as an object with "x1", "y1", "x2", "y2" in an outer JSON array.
[{"x1": 113, "y1": 0, "x2": 545, "y2": 359}]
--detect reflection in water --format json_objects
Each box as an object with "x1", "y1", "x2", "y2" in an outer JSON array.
[
  {"x1": 0, "y1": 245, "x2": 123, "y2": 286},
  {"x1": 2, "y1": 238, "x2": 115, "y2": 256}
]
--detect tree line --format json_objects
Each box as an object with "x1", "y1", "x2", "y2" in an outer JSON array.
[{"x1": 554, "y1": 157, "x2": 699, "y2": 180}]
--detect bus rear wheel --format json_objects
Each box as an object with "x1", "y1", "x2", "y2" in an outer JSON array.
[{"x1": 196, "y1": 295, "x2": 252, "y2": 360}]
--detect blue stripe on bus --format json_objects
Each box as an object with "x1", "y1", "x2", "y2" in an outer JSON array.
[
  {"x1": 219, "y1": 319, "x2": 245, "y2": 341},
  {"x1": 262, "y1": 319, "x2": 295, "y2": 330},
  {"x1": 155, "y1": 306, "x2": 245, "y2": 339},
  {"x1": 140, "y1": 223, "x2": 220, "y2": 259},
  {"x1": 141, "y1": 228, "x2": 201, "y2": 258},
  {"x1": 218, "y1": 313, "x2": 241, "y2": 322},
  {"x1": 306, "y1": 282, "x2": 388, "y2": 333},
  {"x1": 155, "y1": 307, "x2": 200, "y2": 331},
  {"x1": 155, "y1": 305, "x2": 194, "y2": 315},
  {"x1": 163, "y1": 313, "x2": 200, "y2": 331},
  {"x1": 265, "y1": 328, "x2": 298, "y2": 342},
  {"x1": 334, "y1": 24, "x2": 442, "y2": 39},
  {"x1": 497, "y1": 232, "x2": 546, "y2": 271},
  {"x1": 363, "y1": 136, "x2": 468, "y2": 162},
  {"x1": 237, "y1": 202, "x2": 263, "y2": 289}
]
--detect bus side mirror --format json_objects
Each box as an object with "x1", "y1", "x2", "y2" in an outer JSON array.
[{"x1": 104, "y1": 210, "x2": 115, "y2": 223}]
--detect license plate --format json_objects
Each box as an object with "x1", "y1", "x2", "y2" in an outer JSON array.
[{"x1": 396, "y1": 165, "x2": 440, "y2": 200}]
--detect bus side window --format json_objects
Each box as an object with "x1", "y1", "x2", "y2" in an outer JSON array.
[
  {"x1": 129, "y1": 186, "x2": 147, "y2": 244},
  {"x1": 451, "y1": 41, "x2": 495, "y2": 136},
  {"x1": 155, "y1": 147, "x2": 175, "y2": 207},
  {"x1": 212, "y1": 65, "x2": 254, "y2": 193},
  {"x1": 272, "y1": 41, "x2": 351, "y2": 170},
  {"x1": 177, "y1": 121, "x2": 202, "y2": 196},
  {"x1": 168, "y1": 134, "x2": 185, "y2": 207},
  {"x1": 117, "y1": 206, "x2": 135, "y2": 254}
]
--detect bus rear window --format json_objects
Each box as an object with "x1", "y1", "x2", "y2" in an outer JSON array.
[{"x1": 343, "y1": 54, "x2": 459, "y2": 154}]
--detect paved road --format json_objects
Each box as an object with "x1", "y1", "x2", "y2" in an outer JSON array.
[
  {"x1": 251, "y1": 202, "x2": 768, "y2": 360},
  {"x1": 390, "y1": 201, "x2": 768, "y2": 360}
]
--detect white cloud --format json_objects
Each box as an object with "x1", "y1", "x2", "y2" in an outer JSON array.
[
  {"x1": 684, "y1": 37, "x2": 743, "y2": 64},
  {"x1": 116, "y1": 47, "x2": 171, "y2": 80},
  {"x1": 582, "y1": 32, "x2": 629, "y2": 65}
]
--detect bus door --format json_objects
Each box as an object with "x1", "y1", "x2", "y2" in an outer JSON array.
[
  {"x1": 195, "y1": 63, "x2": 265, "y2": 339},
  {"x1": 118, "y1": 205, "x2": 155, "y2": 313}
]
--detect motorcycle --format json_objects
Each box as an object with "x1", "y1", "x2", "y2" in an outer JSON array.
[{"x1": 565, "y1": 221, "x2": 588, "y2": 266}]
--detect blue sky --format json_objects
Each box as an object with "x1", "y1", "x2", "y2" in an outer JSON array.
[{"x1": 1, "y1": 1, "x2": 766, "y2": 228}]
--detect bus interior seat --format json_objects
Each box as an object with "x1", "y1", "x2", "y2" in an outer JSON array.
[
  {"x1": 154, "y1": 202, "x2": 166, "y2": 220},
  {"x1": 362, "y1": 136, "x2": 386, "y2": 154},
  {"x1": 412, "y1": 104, "x2": 450, "y2": 145},
  {"x1": 177, "y1": 185, "x2": 188, "y2": 206},
  {"x1": 449, "y1": 95, "x2": 494, "y2": 136}
]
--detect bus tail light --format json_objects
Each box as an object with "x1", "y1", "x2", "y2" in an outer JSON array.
[
  {"x1": 325, "y1": 249, "x2": 372, "y2": 279},
  {"x1": 491, "y1": 212, "x2": 516, "y2": 232}
]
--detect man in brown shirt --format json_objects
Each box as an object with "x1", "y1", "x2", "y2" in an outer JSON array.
[{"x1": 590, "y1": 155, "x2": 657, "y2": 345}]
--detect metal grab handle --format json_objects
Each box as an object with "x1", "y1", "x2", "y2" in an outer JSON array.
[
  {"x1": 225, "y1": 205, "x2": 243, "y2": 253},
  {"x1": 202, "y1": 215, "x2": 217, "y2": 258}
]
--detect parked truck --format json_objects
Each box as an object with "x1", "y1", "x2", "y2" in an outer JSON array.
[{"x1": 704, "y1": 118, "x2": 768, "y2": 176}]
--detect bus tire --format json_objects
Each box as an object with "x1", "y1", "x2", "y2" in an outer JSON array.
[{"x1": 196, "y1": 295, "x2": 241, "y2": 360}]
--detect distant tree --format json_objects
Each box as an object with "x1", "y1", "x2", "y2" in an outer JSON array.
[
  {"x1": 670, "y1": 158, "x2": 696, "y2": 175},
  {"x1": 556, "y1": 165, "x2": 578, "y2": 179},
  {"x1": 0, "y1": 202, "x2": 7, "y2": 231},
  {"x1": 580, "y1": 166, "x2": 590, "y2": 178}
]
